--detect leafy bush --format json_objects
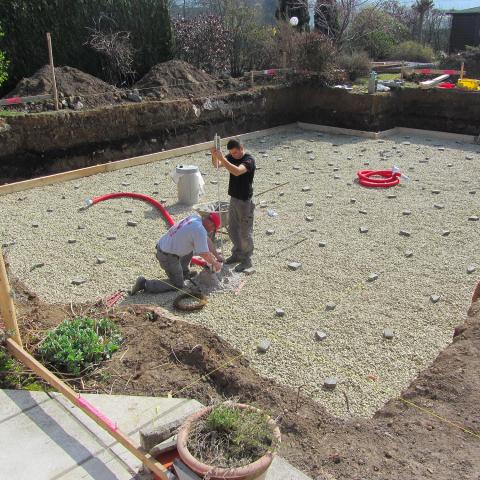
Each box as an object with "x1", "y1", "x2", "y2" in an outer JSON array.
[
  {"x1": 38, "y1": 317, "x2": 122, "y2": 375},
  {"x1": 292, "y1": 32, "x2": 336, "y2": 72},
  {"x1": 390, "y1": 41, "x2": 434, "y2": 62},
  {"x1": 0, "y1": 24, "x2": 8, "y2": 87},
  {"x1": 350, "y1": 7, "x2": 409, "y2": 60},
  {"x1": 338, "y1": 51, "x2": 371, "y2": 81},
  {"x1": 0, "y1": 0, "x2": 173, "y2": 92}
]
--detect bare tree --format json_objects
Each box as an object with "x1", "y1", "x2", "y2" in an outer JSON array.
[
  {"x1": 413, "y1": 0, "x2": 434, "y2": 44},
  {"x1": 85, "y1": 16, "x2": 136, "y2": 86}
]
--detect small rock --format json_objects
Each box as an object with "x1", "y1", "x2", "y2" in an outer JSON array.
[
  {"x1": 402, "y1": 141, "x2": 411, "y2": 145},
  {"x1": 293, "y1": 165, "x2": 301, "y2": 170},
  {"x1": 74, "y1": 184, "x2": 80, "y2": 190},
  {"x1": 399, "y1": 230, "x2": 411, "y2": 237},
  {"x1": 359, "y1": 210, "x2": 368, "y2": 215},
  {"x1": 469, "y1": 191, "x2": 476, "y2": 195},
  {"x1": 315, "y1": 331, "x2": 327, "y2": 341},
  {"x1": 275, "y1": 309, "x2": 285, "y2": 317},
  {"x1": 127, "y1": 220, "x2": 138, "y2": 227},
  {"x1": 107, "y1": 235, "x2": 117, "y2": 240},
  {"x1": 325, "y1": 302, "x2": 336, "y2": 311},
  {"x1": 347, "y1": 156, "x2": 352, "y2": 160},
  {"x1": 77, "y1": 225, "x2": 86, "y2": 230},
  {"x1": 466, "y1": 155, "x2": 474, "y2": 160},
  {"x1": 288, "y1": 262, "x2": 302, "y2": 271},
  {"x1": 334, "y1": 175, "x2": 341, "y2": 180},
  {"x1": 46, "y1": 208, "x2": 54, "y2": 213},
  {"x1": 324, "y1": 378, "x2": 337, "y2": 390},
  {"x1": 121, "y1": 182, "x2": 131, "y2": 187},
  {"x1": 434, "y1": 204, "x2": 445, "y2": 210},
  {"x1": 467, "y1": 265, "x2": 476, "y2": 274},
  {"x1": 71, "y1": 278, "x2": 87, "y2": 286},
  {"x1": 431, "y1": 190, "x2": 441, "y2": 194},
  {"x1": 32, "y1": 223, "x2": 39, "y2": 228},
  {"x1": 67, "y1": 239, "x2": 77, "y2": 244},
  {"x1": 383, "y1": 329, "x2": 394, "y2": 340},
  {"x1": 468, "y1": 216, "x2": 479, "y2": 221},
  {"x1": 279, "y1": 192, "x2": 285, "y2": 197},
  {"x1": 243, "y1": 267, "x2": 256, "y2": 275},
  {"x1": 387, "y1": 194, "x2": 397, "y2": 199},
  {"x1": 359, "y1": 226, "x2": 369, "y2": 233},
  {"x1": 430, "y1": 294, "x2": 440, "y2": 304},
  {"x1": 259, "y1": 201, "x2": 267, "y2": 208},
  {"x1": 309, "y1": 170, "x2": 315, "y2": 174},
  {"x1": 402, "y1": 210, "x2": 412, "y2": 216},
  {"x1": 306, "y1": 201, "x2": 314, "y2": 207},
  {"x1": 305, "y1": 216, "x2": 314, "y2": 222},
  {"x1": 350, "y1": 198, "x2": 356, "y2": 204},
  {"x1": 257, "y1": 339, "x2": 271, "y2": 353},
  {"x1": 266, "y1": 229, "x2": 275, "y2": 235},
  {"x1": 368, "y1": 273, "x2": 379, "y2": 282},
  {"x1": 447, "y1": 163, "x2": 453, "y2": 167},
  {"x1": 441, "y1": 230, "x2": 450, "y2": 237},
  {"x1": 405, "y1": 250, "x2": 414, "y2": 258},
  {"x1": 210, "y1": 180, "x2": 218, "y2": 185},
  {"x1": 307, "y1": 149, "x2": 314, "y2": 154},
  {"x1": 438, "y1": 147, "x2": 445, "y2": 151},
  {"x1": 30, "y1": 263, "x2": 45, "y2": 271},
  {"x1": 318, "y1": 241, "x2": 327, "y2": 247},
  {"x1": 302, "y1": 186, "x2": 311, "y2": 192},
  {"x1": 96, "y1": 257, "x2": 106, "y2": 265},
  {"x1": 124, "y1": 209, "x2": 133, "y2": 214},
  {"x1": 326, "y1": 194, "x2": 333, "y2": 199}
]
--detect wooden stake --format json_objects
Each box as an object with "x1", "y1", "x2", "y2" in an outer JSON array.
[
  {"x1": 6, "y1": 338, "x2": 169, "y2": 480},
  {"x1": 460, "y1": 61, "x2": 465, "y2": 79},
  {"x1": 46, "y1": 33, "x2": 59, "y2": 111},
  {"x1": 250, "y1": 70, "x2": 254, "y2": 88},
  {"x1": 0, "y1": 251, "x2": 21, "y2": 345}
]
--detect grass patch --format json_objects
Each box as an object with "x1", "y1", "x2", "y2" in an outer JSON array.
[
  {"x1": 0, "y1": 335, "x2": 44, "y2": 390},
  {"x1": 187, "y1": 404, "x2": 278, "y2": 469},
  {"x1": 38, "y1": 317, "x2": 122, "y2": 375},
  {"x1": 0, "y1": 109, "x2": 23, "y2": 117}
]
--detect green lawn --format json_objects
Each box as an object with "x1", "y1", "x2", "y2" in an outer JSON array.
[{"x1": 351, "y1": 73, "x2": 417, "y2": 93}]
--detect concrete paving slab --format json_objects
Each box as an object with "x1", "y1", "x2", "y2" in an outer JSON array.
[{"x1": 0, "y1": 389, "x2": 312, "y2": 480}]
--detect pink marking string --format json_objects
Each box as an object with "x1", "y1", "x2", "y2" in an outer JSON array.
[{"x1": 76, "y1": 396, "x2": 118, "y2": 432}]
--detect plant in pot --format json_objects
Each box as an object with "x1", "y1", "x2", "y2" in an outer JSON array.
[{"x1": 177, "y1": 402, "x2": 281, "y2": 480}]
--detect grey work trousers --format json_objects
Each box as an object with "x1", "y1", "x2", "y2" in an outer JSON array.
[
  {"x1": 228, "y1": 197, "x2": 255, "y2": 261},
  {"x1": 144, "y1": 249, "x2": 193, "y2": 293}
]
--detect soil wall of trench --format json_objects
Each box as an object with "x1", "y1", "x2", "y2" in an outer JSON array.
[{"x1": 1, "y1": 85, "x2": 479, "y2": 183}]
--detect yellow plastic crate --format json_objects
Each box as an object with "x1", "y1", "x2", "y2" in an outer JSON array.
[{"x1": 457, "y1": 78, "x2": 480, "y2": 91}]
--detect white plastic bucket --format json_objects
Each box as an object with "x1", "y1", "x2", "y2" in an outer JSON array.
[{"x1": 172, "y1": 165, "x2": 204, "y2": 206}]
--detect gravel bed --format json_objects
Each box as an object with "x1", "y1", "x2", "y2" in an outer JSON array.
[{"x1": 1, "y1": 127, "x2": 479, "y2": 418}]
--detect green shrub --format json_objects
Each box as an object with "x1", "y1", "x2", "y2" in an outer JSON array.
[
  {"x1": 38, "y1": 317, "x2": 122, "y2": 375},
  {"x1": 390, "y1": 41, "x2": 434, "y2": 62},
  {"x1": 338, "y1": 51, "x2": 371, "y2": 81},
  {"x1": 293, "y1": 32, "x2": 336, "y2": 72},
  {"x1": 0, "y1": 24, "x2": 8, "y2": 87}
]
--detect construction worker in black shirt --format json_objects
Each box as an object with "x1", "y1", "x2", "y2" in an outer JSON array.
[{"x1": 211, "y1": 138, "x2": 256, "y2": 272}]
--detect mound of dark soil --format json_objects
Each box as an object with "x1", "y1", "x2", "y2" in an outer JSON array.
[
  {"x1": 3, "y1": 65, "x2": 120, "y2": 109},
  {"x1": 134, "y1": 60, "x2": 240, "y2": 100}
]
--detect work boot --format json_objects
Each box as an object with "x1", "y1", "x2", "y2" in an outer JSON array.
[
  {"x1": 225, "y1": 255, "x2": 241, "y2": 264},
  {"x1": 129, "y1": 276, "x2": 146, "y2": 295},
  {"x1": 234, "y1": 259, "x2": 252, "y2": 273}
]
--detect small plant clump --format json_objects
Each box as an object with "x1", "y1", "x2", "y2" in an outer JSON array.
[
  {"x1": 38, "y1": 317, "x2": 122, "y2": 375},
  {"x1": 187, "y1": 404, "x2": 277, "y2": 469}
]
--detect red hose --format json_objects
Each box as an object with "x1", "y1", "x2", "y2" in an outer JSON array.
[
  {"x1": 89, "y1": 192, "x2": 206, "y2": 267},
  {"x1": 357, "y1": 170, "x2": 400, "y2": 188}
]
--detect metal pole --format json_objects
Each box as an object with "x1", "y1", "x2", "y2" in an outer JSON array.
[
  {"x1": 46, "y1": 33, "x2": 59, "y2": 111},
  {"x1": 214, "y1": 134, "x2": 224, "y2": 259},
  {"x1": 0, "y1": 251, "x2": 22, "y2": 345}
]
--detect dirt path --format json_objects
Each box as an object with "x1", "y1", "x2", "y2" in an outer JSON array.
[{"x1": 4, "y1": 269, "x2": 479, "y2": 479}]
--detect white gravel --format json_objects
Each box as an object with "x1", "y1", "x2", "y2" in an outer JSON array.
[{"x1": 1, "y1": 126, "x2": 479, "y2": 418}]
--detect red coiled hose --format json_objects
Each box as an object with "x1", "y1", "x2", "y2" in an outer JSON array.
[
  {"x1": 357, "y1": 170, "x2": 401, "y2": 188},
  {"x1": 88, "y1": 192, "x2": 206, "y2": 267}
]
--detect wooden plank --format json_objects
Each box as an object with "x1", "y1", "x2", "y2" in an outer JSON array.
[
  {"x1": 6, "y1": 338, "x2": 169, "y2": 480},
  {"x1": 297, "y1": 122, "x2": 379, "y2": 139},
  {"x1": 0, "y1": 94, "x2": 52, "y2": 106},
  {"x1": 46, "y1": 33, "x2": 59, "y2": 111},
  {"x1": 0, "y1": 124, "x2": 296, "y2": 197},
  {"x1": 0, "y1": 251, "x2": 22, "y2": 345}
]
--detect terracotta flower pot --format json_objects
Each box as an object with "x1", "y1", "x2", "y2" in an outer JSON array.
[{"x1": 176, "y1": 403, "x2": 281, "y2": 480}]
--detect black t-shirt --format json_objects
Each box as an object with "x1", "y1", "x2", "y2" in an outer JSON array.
[{"x1": 226, "y1": 153, "x2": 256, "y2": 200}]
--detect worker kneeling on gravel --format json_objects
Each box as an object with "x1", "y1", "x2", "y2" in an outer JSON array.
[
  {"x1": 130, "y1": 213, "x2": 223, "y2": 295},
  {"x1": 211, "y1": 138, "x2": 256, "y2": 272}
]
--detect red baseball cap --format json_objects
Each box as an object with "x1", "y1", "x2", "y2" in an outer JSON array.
[{"x1": 209, "y1": 212, "x2": 221, "y2": 231}]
